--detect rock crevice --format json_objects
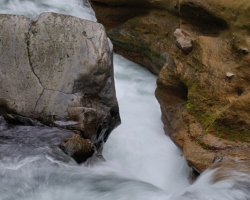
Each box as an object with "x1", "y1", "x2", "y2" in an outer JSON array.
[{"x1": 26, "y1": 24, "x2": 44, "y2": 90}]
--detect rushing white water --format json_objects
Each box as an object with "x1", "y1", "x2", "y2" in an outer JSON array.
[
  {"x1": 0, "y1": 0, "x2": 96, "y2": 21},
  {"x1": 0, "y1": 1, "x2": 250, "y2": 200}
]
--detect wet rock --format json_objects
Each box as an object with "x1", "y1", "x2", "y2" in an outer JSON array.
[
  {"x1": 59, "y1": 134, "x2": 95, "y2": 164},
  {"x1": 3, "y1": 114, "x2": 40, "y2": 126},
  {"x1": 0, "y1": 116, "x2": 77, "y2": 163},
  {"x1": 174, "y1": 29, "x2": 193, "y2": 54},
  {"x1": 188, "y1": 168, "x2": 200, "y2": 184},
  {"x1": 209, "y1": 160, "x2": 250, "y2": 183},
  {"x1": 0, "y1": 13, "x2": 121, "y2": 152}
]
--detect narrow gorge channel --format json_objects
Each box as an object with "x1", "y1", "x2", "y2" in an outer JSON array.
[{"x1": 0, "y1": 1, "x2": 250, "y2": 200}]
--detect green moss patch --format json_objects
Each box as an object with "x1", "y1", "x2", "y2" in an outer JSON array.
[{"x1": 210, "y1": 125, "x2": 250, "y2": 142}]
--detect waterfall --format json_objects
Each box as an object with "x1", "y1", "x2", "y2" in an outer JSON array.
[{"x1": 0, "y1": 1, "x2": 249, "y2": 200}]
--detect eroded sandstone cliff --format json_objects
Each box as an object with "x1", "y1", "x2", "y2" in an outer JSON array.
[{"x1": 91, "y1": 0, "x2": 250, "y2": 172}]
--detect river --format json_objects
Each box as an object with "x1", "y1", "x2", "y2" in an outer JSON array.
[{"x1": 0, "y1": 0, "x2": 249, "y2": 200}]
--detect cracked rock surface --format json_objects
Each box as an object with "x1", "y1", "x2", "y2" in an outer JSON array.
[
  {"x1": 0, "y1": 15, "x2": 43, "y2": 115},
  {"x1": 0, "y1": 12, "x2": 120, "y2": 152}
]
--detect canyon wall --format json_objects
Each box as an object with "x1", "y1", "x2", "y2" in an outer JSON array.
[{"x1": 90, "y1": 0, "x2": 250, "y2": 172}]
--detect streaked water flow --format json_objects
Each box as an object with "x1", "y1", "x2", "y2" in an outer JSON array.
[{"x1": 0, "y1": 1, "x2": 249, "y2": 199}]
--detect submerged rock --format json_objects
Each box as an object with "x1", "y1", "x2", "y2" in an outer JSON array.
[
  {"x1": 0, "y1": 12, "x2": 121, "y2": 152},
  {"x1": 0, "y1": 116, "x2": 76, "y2": 163},
  {"x1": 209, "y1": 160, "x2": 250, "y2": 184}
]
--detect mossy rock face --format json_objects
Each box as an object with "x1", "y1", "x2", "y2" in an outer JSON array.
[
  {"x1": 91, "y1": 0, "x2": 178, "y2": 28},
  {"x1": 156, "y1": 1, "x2": 250, "y2": 172},
  {"x1": 90, "y1": 0, "x2": 180, "y2": 74},
  {"x1": 180, "y1": 0, "x2": 250, "y2": 34},
  {"x1": 91, "y1": 0, "x2": 250, "y2": 172},
  {"x1": 108, "y1": 10, "x2": 179, "y2": 74}
]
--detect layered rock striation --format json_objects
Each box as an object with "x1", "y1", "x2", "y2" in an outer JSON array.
[
  {"x1": 0, "y1": 12, "x2": 121, "y2": 154},
  {"x1": 91, "y1": 0, "x2": 250, "y2": 172}
]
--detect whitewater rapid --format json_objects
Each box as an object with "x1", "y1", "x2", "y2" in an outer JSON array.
[{"x1": 0, "y1": 0, "x2": 250, "y2": 200}]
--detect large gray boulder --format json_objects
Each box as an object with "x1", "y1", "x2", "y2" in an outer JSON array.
[{"x1": 0, "y1": 12, "x2": 120, "y2": 151}]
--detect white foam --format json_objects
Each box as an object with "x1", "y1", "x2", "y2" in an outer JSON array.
[
  {"x1": 0, "y1": 0, "x2": 96, "y2": 21},
  {"x1": 0, "y1": 1, "x2": 248, "y2": 200},
  {"x1": 103, "y1": 54, "x2": 190, "y2": 191}
]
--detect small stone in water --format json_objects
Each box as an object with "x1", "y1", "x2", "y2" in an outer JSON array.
[
  {"x1": 174, "y1": 28, "x2": 193, "y2": 54},
  {"x1": 226, "y1": 72, "x2": 235, "y2": 79},
  {"x1": 242, "y1": 48, "x2": 249, "y2": 54},
  {"x1": 59, "y1": 134, "x2": 95, "y2": 164}
]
